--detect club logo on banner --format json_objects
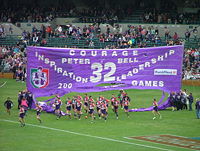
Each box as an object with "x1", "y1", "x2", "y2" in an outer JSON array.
[{"x1": 30, "y1": 67, "x2": 49, "y2": 88}]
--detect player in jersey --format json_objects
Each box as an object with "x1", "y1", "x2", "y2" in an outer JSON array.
[
  {"x1": 118, "y1": 90, "x2": 127, "y2": 109},
  {"x1": 96, "y1": 98, "x2": 102, "y2": 119},
  {"x1": 77, "y1": 95, "x2": 83, "y2": 101},
  {"x1": 105, "y1": 98, "x2": 110, "y2": 108},
  {"x1": 54, "y1": 95, "x2": 62, "y2": 120},
  {"x1": 100, "y1": 101, "x2": 108, "y2": 122},
  {"x1": 83, "y1": 94, "x2": 89, "y2": 113},
  {"x1": 19, "y1": 106, "x2": 25, "y2": 127},
  {"x1": 152, "y1": 99, "x2": 162, "y2": 120},
  {"x1": 110, "y1": 94, "x2": 117, "y2": 112},
  {"x1": 35, "y1": 103, "x2": 43, "y2": 123},
  {"x1": 123, "y1": 98, "x2": 130, "y2": 118},
  {"x1": 4, "y1": 97, "x2": 13, "y2": 115},
  {"x1": 66, "y1": 97, "x2": 72, "y2": 119},
  {"x1": 88, "y1": 101, "x2": 96, "y2": 122},
  {"x1": 113, "y1": 99, "x2": 120, "y2": 119},
  {"x1": 76, "y1": 99, "x2": 82, "y2": 120},
  {"x1": 72, "y1": 96, "x2": 77, "y2": 118}
]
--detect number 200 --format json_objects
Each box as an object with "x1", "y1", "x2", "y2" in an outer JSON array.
[{"x1": 90, "y1": 62, "x2": 116, "y2": 83}]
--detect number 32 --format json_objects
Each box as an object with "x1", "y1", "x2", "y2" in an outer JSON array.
[{"x1": 90, "y1": 62, "x2": 116, "y2": 83}]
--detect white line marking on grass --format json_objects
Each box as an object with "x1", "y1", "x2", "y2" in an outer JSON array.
[
  {"x1": 0, "y1": 81, "x2": 7, "y2": 88},
  {"x1": 0, "y1": 119, "x2": 173, "y2": 151}
]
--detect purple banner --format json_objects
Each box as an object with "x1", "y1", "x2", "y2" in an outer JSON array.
[{"x1": 27, "y1": 45, "x2": 183, "y2": 112}]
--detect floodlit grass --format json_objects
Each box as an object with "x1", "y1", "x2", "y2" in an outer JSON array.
[{"x1": 0, "y1": 79, "x2": 200, "y2": 151}]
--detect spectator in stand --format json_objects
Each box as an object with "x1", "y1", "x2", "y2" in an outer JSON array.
[
  {"x1": 164, "y1": 27, "x2": 170, "y2": 40},
  {"x1": 185, "y1": 29, "x2": 191, "y2": 41}
]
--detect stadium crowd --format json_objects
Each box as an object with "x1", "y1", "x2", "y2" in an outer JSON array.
[{"x1": 18, "y1": 23, "x2": 199, "y2": 48}]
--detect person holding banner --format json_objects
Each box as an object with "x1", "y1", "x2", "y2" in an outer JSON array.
[{"x1": 152, "y1": 99, "x2": 162, "y2": 120}]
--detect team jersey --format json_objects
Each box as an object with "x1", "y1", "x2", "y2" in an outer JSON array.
[
  {"x1": 153, "y1": 101, "x2": 158, "y2": 107},
  {"x1": 76, "y1": 100, "x2": 82, "y2": 108},
  {"x1": 114, "y1": 100, "x2": 120, "y2": 107},
  {"x1": 111, "y1": 97, "x2": 117, "y2": 103},
  {"x1": 55, "y1": 99, "x2": 62, "y2": 105},
  {"x1": 99, "y1": 96, "x2": 104, "y2": 102},
  {"x1": 89, "y1": 103, "x2": 95, "y2": 110},
  {"x1": 36, "y1": 106, "x2": 42, "y2": 112},
  {"x1": 89, "y1": 98, "x2": 94, "y2": 103},
  {"x1": 19, "y1": 107, "x2": 25, "y2": 114},
  {"x1": 124, "y1": 100, "x2": 129, "y2": 106},
  {"x1": 66, "y1": 100, "x2": 72, "y2": 107},
  {"x1": 77, "y1": 95, "x2": 83, "y2": 101},
  {"x1": 84, "y1": 96, "x2": 89, "y2": 103},
  {"x1": 101, "y1": 103, "x2": 107, "y2": 110},
  {"x1": 96, "y1": 101, "x2": 101, "y2": 108}
]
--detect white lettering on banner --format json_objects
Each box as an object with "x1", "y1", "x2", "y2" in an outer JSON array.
[
  {"x1": 58, "y1": 83, "x2": 73, "y2": 89},
  {"x1": 117, "y1": 58, "x2": 138, "y2": 64},
  {"x1": 90, "y1": 62, "x2": 116, "y2": 83},
  {"x1": 69, "y1": 50, "x2": 75, "y2": 55},
  {"x1": 62, "y1": 58, "x2": 91, "y2": 64},
  {"x1": 132, "y1": 80, "x2": 164, "y2": 87},
  {"x1": 127, "y1": 50, "x2": 175, "y2": 77},
  {"x1": 35, "y1": 52, "x2": 88, "y2": 83},
  {"x1": 67, "y1": 50, "x2": 138, "y2": 57}
]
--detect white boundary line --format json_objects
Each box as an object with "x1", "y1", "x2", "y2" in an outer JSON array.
[
  {"x1": 124, "y1": 135, "x2": 199, "y2": 151},
  {"x1": 0, "y1": 119, "x2": 173, "y2": 151},
  {"x1": 0, "y1": 81, "x2": 7, "y2": 88}
]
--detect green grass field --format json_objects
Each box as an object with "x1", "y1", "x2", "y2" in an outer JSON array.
[{"x1": 0, "y1": 79, "x2": 200, "y2": 151}]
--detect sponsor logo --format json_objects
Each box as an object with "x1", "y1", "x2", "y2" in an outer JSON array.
[
  {"x1": 129, "y1": 135, "x2": 200, "y2": 150},
  {"x1": 154, "y1": 69, "x2": 177, "y2": 75},
  {"x1": 31, "y1": 67, "x2": 49, "y2": 88}
]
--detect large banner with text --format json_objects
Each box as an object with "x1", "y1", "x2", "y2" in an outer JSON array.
[{"x1": 27, "y1": 45, "x2": 183, "y2": 112}]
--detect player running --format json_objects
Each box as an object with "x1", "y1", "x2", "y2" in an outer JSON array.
[
  {"x1": 96, "y1": 97, "x2": 102, "y2": 119},
  {"x1": 66, "y1": 97, "x2": 72, "y2": 119},
  {"x1": 100, "y1": 101, "x2": 108, "y2": 122},
  {"x1": 83, "y1": 94, "x2": 89, "y2": 113},
  {"x1": 35, "y1": 103, "x2": 43, "y2": 123},
  {"x1": 118, "y1": 90, "x2": 127, "y2": 109},
  {"x1": 88, "y1": 101, "x2": 96, "y2": 123},
  {"x1": 75, "y1": 99, "x2": 82, "y2": 120},
  {"x1": 54, "y1": 95, "x2": 62, "y2": 120},
  {"x1": 113, "y1": 99, "x2": 120, "y2": 119},
  {"x1": 152, "y1": 99, "x2": 162, "y2": 120},
  {"x1": 110, "y1": 94, "x2": 117, "y2": 112},
  {"x1": 4, "y1": 97, "x2": 13, "y2": 115},
  {"x1": 72, "y1": 96, "x2": 77, "y2": 118},
  {"x1": 123, "y1": 98, "x2": 130, "y2": 118},
  {"x1": 19, "y1": 106, "x2": 25, "y2": 127}
]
